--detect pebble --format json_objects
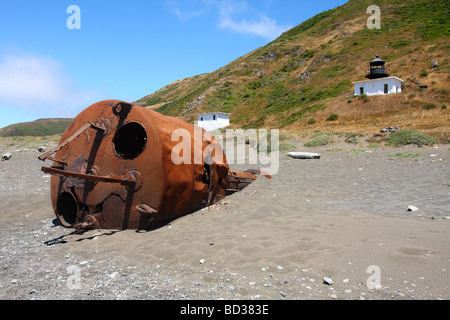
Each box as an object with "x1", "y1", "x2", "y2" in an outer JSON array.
[
  {"x1": 407, "y1": 205, "x2": 419, "y2": 212},
  {"x1": 279, "y1": 291, "x2": 287, "y2": 297},
  {"x1": 323, "y1": 277, "x2": 333, "y2": 285},
  {"x1": 277, "y1": 266, "x2": 283, "y2": 270},
  {"x1": 199, "y1": 259, "x2": 205, "y2": 264}
]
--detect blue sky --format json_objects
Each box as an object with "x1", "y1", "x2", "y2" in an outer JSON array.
[{"x1": 0, "y1": 0, "x2": 348, "y2": 129}]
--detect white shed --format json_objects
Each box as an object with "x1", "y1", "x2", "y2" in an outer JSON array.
[
  {"x1": 352, "y1": 76, "x2": 404, "y2": 96},
  {"x1": 197, "y1": 112, "x2": 230, "y2": 132}
]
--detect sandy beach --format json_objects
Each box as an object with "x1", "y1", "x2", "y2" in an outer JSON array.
[{"x1": 0, "y1": 138, "x2": 448, "y2": 300}]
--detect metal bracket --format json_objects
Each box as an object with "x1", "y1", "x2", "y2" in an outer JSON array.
[
  {"x1": 39, "y1": 121, "x2": 107, "y2": 162},
  {"x1": 41, "y1": 166, "x2": 137, "y2": 187}
]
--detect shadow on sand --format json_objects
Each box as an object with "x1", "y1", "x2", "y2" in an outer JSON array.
[{"x1": 44, "y1": 219, "x2": 123, "y2": 246}]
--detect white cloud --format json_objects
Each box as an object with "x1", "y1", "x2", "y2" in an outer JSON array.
[
  {"x1": 217, "y1": 0, "x2": 291, "y2": 40},
  {"x1": 167, "y1": 0, "x2": 291, "y2": 40},
  {"x1": 0, "y1": 53, "x2": 100, "y2": 118},
  {"x1": 218, "y1": 14, "x2": 290, "y2": 40}
]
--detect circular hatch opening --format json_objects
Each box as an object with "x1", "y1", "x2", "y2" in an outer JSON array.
[{"x1": 114, "y1": 122, "x2": 147, "y2": 160}]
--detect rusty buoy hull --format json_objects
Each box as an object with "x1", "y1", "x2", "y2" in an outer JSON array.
[{"x1": 40, "y1": 100, "x2": 259, "y2": 230}]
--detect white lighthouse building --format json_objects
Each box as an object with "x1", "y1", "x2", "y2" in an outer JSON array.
[
  {"x1": 197, "y1": 112, "x2": 230, "y2": 132},
  {"x1": 353, "y1": 55, "x2": 404, "y2": 96}
]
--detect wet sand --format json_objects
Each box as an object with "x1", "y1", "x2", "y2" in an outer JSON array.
[{"x1": 0, "y1": 141, "x2": 449, "y2": 300}]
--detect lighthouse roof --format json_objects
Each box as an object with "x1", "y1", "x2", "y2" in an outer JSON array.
[{"x1": 370, "y1": 55, "x2": 385, "y2": 65}]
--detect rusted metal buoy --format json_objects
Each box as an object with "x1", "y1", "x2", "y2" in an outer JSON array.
[{"x1": 39, "y1": 100, "x2": 267, "y2": 231}]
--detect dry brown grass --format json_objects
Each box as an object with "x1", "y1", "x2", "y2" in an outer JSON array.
[{"x1": 286, "y1": 92, "x2": 450, "y2": 138}]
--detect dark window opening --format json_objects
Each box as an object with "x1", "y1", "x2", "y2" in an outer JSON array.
[
  {"x1": 384, "y1": 84, "x2": 389, "y2": 94},
  {"x1": 213, "y1": 115, "x2": 216, "y2": 120},
  {"x1": 360, "y1": 87, "x2": 364, "y2": 95},
  {"x1": 57, "y1": 192, "x2": 78, "y2": 226},
  {"x1": 114, "y1": 122, "x2": 147, "y2": 160}
]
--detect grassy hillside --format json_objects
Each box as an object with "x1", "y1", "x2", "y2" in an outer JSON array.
[
  {"x1": 136, "y1": 0, "x2": 449, "y2": 139},
  {"x1": 0, "y1": 118, "x2": 72, "y2": 137}
]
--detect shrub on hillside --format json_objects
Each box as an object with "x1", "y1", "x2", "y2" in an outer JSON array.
[
  {"x1": 307, "y1": 118, "x2": 317, "y2": 125},
  {"x1": 419, "y1": 70, "x2": 429, "y2": 77},
  {"x1": 326, "y1": 114, "x2": 339, "y2": 121},
  {"x1": 304, "y1": 133, "x2": 333, "y2": 147},
  {"x1": 387, "y1": 129, "x2": 440, "y2": 147},
  {"x1": 423, "y1": 103, "x2": 437, "y2": 110}
]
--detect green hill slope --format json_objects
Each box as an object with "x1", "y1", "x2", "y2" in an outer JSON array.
[
  {"x1": 136, "y1": 0, "x2": 449, "y2": 137},
  {"x1": 0, "y1": 118, "x2": 73, "y2": 137}
]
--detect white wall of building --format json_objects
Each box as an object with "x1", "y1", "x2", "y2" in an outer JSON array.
[
  {"x1": 197, "y1": 113, "x2": 230, "y2": 131},
  {"x1": 353, "y1": 76, "x2": 404, "y2": 96}
]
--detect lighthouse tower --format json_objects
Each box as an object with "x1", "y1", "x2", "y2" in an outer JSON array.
[{"x1": 366, "y1": 55, "x2": 390, "y2": 79}]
